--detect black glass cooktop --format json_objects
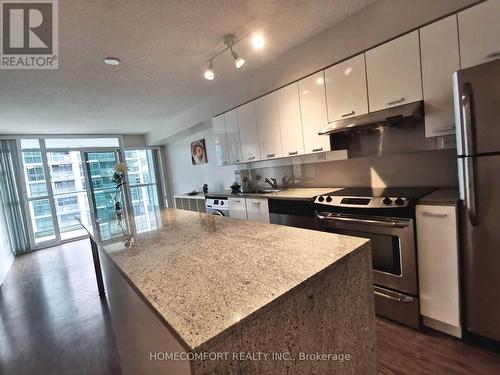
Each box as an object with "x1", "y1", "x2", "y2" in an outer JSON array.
[{"x1": 328, "y1": 187, "x2": 436, "y2": 199}]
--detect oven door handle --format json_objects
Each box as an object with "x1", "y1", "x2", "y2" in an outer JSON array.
[
  {"x1": 316, "y1": 212, "x2": 410, "y2": 228},
  {"x1": 374, "y1": 290, "x2": 415, "y2": 303}
]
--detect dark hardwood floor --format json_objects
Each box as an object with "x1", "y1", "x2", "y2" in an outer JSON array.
[{"x1": 1, "y1": 239, "x2": 500, "y2": 374}]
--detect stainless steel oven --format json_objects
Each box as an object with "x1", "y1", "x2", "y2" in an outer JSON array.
[
  {"x1": 316, "y1": 212, "x2": 417, "y2": 295},
  {"x1": 314, "y1": 187, "x2": 435, "y2": 329}
]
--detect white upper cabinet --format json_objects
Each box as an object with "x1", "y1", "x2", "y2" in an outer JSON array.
[
  {"x1": 366, "y1": 31, "x2": 423, "y2": 112},
  {"x1": 420, "y1": 15, "x2": 461, "y2": 138},
  {"x1": 255, "y1": 93, "x2": 283, "y2": 159},
  {"x1": 236, "y1": 101, "x2": 261, "y2": 163},
  {"x1": 224, "y1": 109, "x2": 242, "y2": 164},
  {"x1": 276, "y1": 83, "x2": 304, "y2": 157},
  {"x1": 458, "y1": 0, "x2": 500, "y2": 69},
  {"x1": 325, "y1": 54, "x2": 369, "y2": 122},
  {"x1": 212, "y1": 114, "x2": 230, "y2": 166},
  {"x1": 298, "y1": 72, "x2": 331, "y2": 154}
]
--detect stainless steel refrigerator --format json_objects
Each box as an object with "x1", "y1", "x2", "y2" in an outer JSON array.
[{"x1": 453, "y1": 58, "x2": 500, "y2": 341}]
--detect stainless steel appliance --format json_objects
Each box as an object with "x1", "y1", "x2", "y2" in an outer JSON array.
[
  {"x1": 205, "y1": 196, "x2": 229, "y2": 216},
  {"x1": 314, "y1": 187, "x2": 435, "y2": 328},
  {"x1": 318, "y1": 101, "x2": 423, "y2": 135},
  {"x1": 269, "y1": 199, "x2": 316, "y2": 230},
  {"x1": 453, "y1": 58, "x2": 500, "y2": 342}
]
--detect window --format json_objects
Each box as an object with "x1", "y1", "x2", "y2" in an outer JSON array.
[
  {"x1": 125, "y1": 150, "x2": 160, "y2": 233},
  {"x1": 21, "y1": 139, "x2": 40, "y2": 149},
  {"x1": 56, "y1": 196, "x2": 79, "y2": 212},
  {"x1": 47, "y1": 152, "x2": 71, "y2": 163},
  {"x1": 29, "y1": 183, "x2": 48, "y2": 197},
  {"x1": 23, "y1": 152, "x2": 43, "y2": 164},
  {"x1": 32, "y1": 200, "x2": 51, "y2": 217},
  {"x1": 45, "y1": 138, "x2": 119, "y2": 149},
  {"x1": 26, "y1": 167, "x2": 45, "y2": 182},
  {"x1": 54, "y1": 180, "x2": 76, "y2": 193}
]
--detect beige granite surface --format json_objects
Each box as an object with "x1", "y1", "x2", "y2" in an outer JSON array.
[
  {"x1": 83, "y1": 208, "x2": 369, "y2": 351},
  {"x1": 207, "y1": 187, "x2": 342, "y2": 201},
  {"x1": 418, "y1": 187, "x2": 459, "y2": 206}
]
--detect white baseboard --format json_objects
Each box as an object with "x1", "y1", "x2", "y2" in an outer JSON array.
[{"x1": 423, "y1": 316, "x2": 462, "y2": 338}]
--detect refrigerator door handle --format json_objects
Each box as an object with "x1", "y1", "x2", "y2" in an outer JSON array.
[
  {"x1": 464, "y1": 157, "x2": 478, "y2": 226},
  {"x1": 461, "y1": 83, "x2": 475, "y2": 156}
]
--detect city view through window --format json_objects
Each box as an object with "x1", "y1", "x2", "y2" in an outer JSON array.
[{"x1": 20, "y1": 139, "x2": 162, "y2": 247}]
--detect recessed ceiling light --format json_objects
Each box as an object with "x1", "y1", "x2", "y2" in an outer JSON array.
[
  {"x1": 251, "y1": 34, "x2": 265, "y2": 50},
  {"x1": 104, "y1": 57, "x2": 120, "y2": 66}
]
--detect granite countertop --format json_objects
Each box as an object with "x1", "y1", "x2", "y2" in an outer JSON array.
[
  {"x1": 206, "y1": 187, "x2": 342, "y2": 201},
  {"x1": 81, "y1": 208, "x2": 369, "y2": 351},
  {"x1": 418, "y1": 187, "x2": 459, "y2": 206}
]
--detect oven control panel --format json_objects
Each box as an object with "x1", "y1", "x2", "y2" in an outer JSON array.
[{"x1": 314, "y1": 195, "x2": 409, "y2": 208}]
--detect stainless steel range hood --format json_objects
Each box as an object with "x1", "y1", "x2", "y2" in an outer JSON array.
[{"x1": 318, "y1": 101, "x2": 424, "y2": 136}]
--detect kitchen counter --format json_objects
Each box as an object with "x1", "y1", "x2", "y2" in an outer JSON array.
[
  {"x1": 80, "y1": 208, "x2": 376, "y2": 374},
  {"x1": 418, "y1": 187, "x2": 459, "y2": 206},
  {"x1": 206, "y1": 187, "x2": 342, "y2": 201}
]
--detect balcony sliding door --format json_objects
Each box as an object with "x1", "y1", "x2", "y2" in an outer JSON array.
[{"x1": 19, "y1": 138, "x2": 164, "y2": 250}]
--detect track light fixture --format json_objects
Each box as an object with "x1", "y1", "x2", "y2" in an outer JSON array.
[
  {"x1": 224, "y1": 34, "x2": 245, "y2": 69},
  {"x1": 204, "y1": 60, "x2": 215, "y2": 80},
  {"x1": 204, "y1": 33, "x2": 256, "y2": 80}
]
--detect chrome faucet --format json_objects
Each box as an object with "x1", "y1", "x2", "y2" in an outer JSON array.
[{"x1": 264, "y1": 178, "x2": 278, "y2": 190}]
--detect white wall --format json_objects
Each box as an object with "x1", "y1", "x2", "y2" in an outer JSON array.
[
  {"x1": 147, "y1": 0, "x2": 478, "y2": 145},
  {"x1": 0, "y1": 199, "x2": 14, "y2": 285},
  {"x1": 164, "y1": 123, "x2": 237, "y2": 202}
]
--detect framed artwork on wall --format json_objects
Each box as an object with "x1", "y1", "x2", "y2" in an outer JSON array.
[{"x1": 191, "y1": 139, "x2": 207, "y2": 165}]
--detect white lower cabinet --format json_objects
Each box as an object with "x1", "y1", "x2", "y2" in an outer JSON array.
[
  {"x1": 229, "y1": 197, "x2": 269, "y2": 223},
  {"x1": 416, "y1": 204, "x2": 461, "y2": 337},
  {"x1": 228, "y1": 197, "x2": 247, "y2": 220},
  {"x1": 245, "y1": 198, "x2": 270, "y2": 223}
]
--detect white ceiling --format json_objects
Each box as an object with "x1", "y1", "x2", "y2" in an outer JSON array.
[{"x1": 0, "y1": 0, "x2": 376, "y2": 136}]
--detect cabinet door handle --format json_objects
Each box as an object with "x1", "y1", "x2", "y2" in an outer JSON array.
[
  {"x1": 421, "y1": 212, "x2": 448, "y2": 218},
  {"x1": 387, "y1": 97, "x2": 405, "y2": 106},
  {"x1": 266, "y1": 153, "x2": 275, "y2": 158},
  {"x1": 486, "y1": 51, "x2": 500, "y2": 59},
  {"x1": 288, "y1": 151, "x2": 298, "y2": 156},
  {"x1": 312, "y1": 147, "x2": 323, "y2": 152},
  {"x1": 341, "y1": 111, "x2": 355, "y2": 118},
  {"x1": 235, "y1": 159, "x2": 240, "y2": 163},
  {"x1": 252, "y1": 201, "x2": 261, "y2": 205},
  {"x1": 247, "y1": 156, "x2": 255, "y2": 160},
  {"x1": 434, "y1": 126, "x2": 455, "y2": 132}
]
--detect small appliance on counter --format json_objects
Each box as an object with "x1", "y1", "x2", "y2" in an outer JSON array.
[{"x1": 314, "y1": 186, "x2": 435, "y2": 329}]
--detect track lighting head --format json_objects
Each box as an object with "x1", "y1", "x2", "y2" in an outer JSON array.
[
  {"x1": 231, "y1": 48, "x2": 245, "y2": 69},
  {"x1": 204, "y1": 60, "x2": 214, "y2": 80},
  {"x1": 224, "y1": 34, "x2": 245, "y2": 69}
]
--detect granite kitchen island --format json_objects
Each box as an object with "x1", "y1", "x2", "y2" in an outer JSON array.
[{"x1": 81, "y1": 208, "x2": 376, "y2": 374}]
